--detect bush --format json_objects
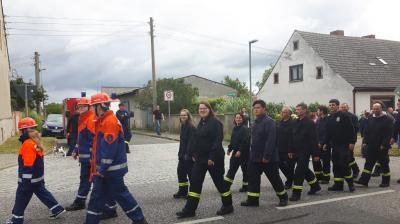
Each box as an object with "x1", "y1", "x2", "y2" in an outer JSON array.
[
  {"x1": 46, "y1": 103, "x2": 63, "y2": 114},
  {"x1": 216, "y1": 97, "x2": 251, "y2": 114},
  {"x1": 266, "y1": 102, "x2": 284, "y2": 121},
  {"x1": 28, "y1": 111, "x2": 45, "y2": 131}
]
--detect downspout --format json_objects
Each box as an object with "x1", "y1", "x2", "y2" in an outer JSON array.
[{"x1": 353, "y1": 88, "x2": 356, "y2": 114}]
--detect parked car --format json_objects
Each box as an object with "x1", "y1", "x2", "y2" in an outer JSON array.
[{"x1": 42, "y1": 114, "x2": 65, "y2": 138}]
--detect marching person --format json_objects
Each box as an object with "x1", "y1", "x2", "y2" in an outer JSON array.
[
  {"x1": 224, "y1": 112, "x2": 250, "y2": 192},
  {"x1": 7, "y1": 118, "x2": 65, "y2": 224},
  {"x1": 65, "y1": 97, "x2": 95, "y2": 211},
  {"x1": 66, "y1": 106, "x2": 80, "y2": 156},
  {"x1": 325, "y1": 99, "x2": 355, "y2": 192},
  {"x1": 174, "y1": 109, "x2": 196, "y2": 199},
  {"x1": 289, "y1": 103, "x2": 321, "y2": 201},
  {"x1": 85, "y1": 93, "x2": 147, "y2": 224},
  {"x1": 116, "y1": 103, "x2": 134, "y2": 153},
  {"x1": 355, "y1": 103, "x2": 393, "y2": 187},
  {"x1": 240, "y1": 100, "x2": 288, "y2": 207},
  {"x1": 339, "y1": 103, "x2": 360, "y2": 178},
  {"x1": 176, "y1": 102, "x2": 233, "y2": 218},
  {"x1": 276, "y1": 106, "x2": 295, "y2": 189},
  {"x1": 312, "y1": 105, "x2": 331, "y2": 184}
]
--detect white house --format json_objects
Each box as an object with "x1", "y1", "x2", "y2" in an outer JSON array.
[{"x1": 257, "y1": 30, "x2": 400, "y2": 115}]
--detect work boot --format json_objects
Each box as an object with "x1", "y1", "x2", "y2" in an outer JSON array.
[
  {"x1": 354, "y1": 172, "x2": 370, "y2": 187},
  {"x1": 239, "y1": 185, "x2": 248, "y2": 193},
  {"x1": 380, "y1": 175, "x2": 390, "y2": 188},
  {"x1": 132, "y1": 218, "x2": 149, "y2": 224},
  {"x1": 308, "y1": 184, "x2": 321, "y2": 195},
  {"x1": 49, "y1": 208, "x2": 66, "y2": 220},
  {"x1": 65, "y1": 201, "x2": 85, "y2": 211},
  {"x1": 100, "y1": 210, "x2": 118, "y2": 220},
  {"x1": 346, "y1": 179, "x2": 355, "y2": 192},
  {"x1": 328, "y1": 182, "x2": 344, "y2": 191},
  {"x1": 216, "y1": 205, "x2": 234, "y2": 215},
  {"x1": 289, "y1": 190, "x2": 301, "y2": 201},
  {"x1": 278, "y1": 194, "x2": 288, "y2": 207},
  {"x1": 372, "y1": 166, "x2": 381, "y2": 177},
  {"x1": 354, "y1": 179, "x2": 368, "y2": 187},
  {"x1": 240, "y1": 197, "x2": 259, "y2": 207},
  {"x1": 176, "y1": 209, "x2": 196, "y2": 219}
]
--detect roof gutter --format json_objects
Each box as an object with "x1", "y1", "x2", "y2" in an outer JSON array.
[{"x1": 353, "y1": 87, "x2": 395, "y2": 92}]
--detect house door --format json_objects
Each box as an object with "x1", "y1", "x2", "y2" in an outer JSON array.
[{"x1": 370, "y1": 95, "x2": 395, "y2": 110}]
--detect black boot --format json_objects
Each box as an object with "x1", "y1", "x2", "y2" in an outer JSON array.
[
  {"x1": 132, "y1": 218, "x2": 149, "y2": 224},
  {"x1": 289, "y1": 190, "x2": 301, "y2": 201},
  {"x1": 216, "y1": 205, "x2": 234, "y2": 215},
  {"x1": 240, "y1": 197, "x2": 259, "y2": 207},
  {"x1": 372, "y1": 165, "x2": 381, "y2": 177},
  {"x1": 354, "y1": 172, "x2": 370, "y2": 187},
  {"x1": 346, "y1": 178, "x2": 355, "y2": 192},
  {"x1": 308, "y1": 184, "x2": 321, "y2": 195},
  {"x1": 65, "y1": 200, "x2": 85, "y2": 211},
  {"x1": 380, "y1": 175, "x2": 390, "y2": 188},
  {"x1": 176, "y1": 209, "x2": 196, "y2": 219},
  {"x1": 278, "y1": 194, "x2": 288, "y2": 207},
  {"x1": 100, "y1": 210, "x2": 118, "y2": 220},
  {"x1": 328, "y1": 182, "x2": 344, "y2": 191}
]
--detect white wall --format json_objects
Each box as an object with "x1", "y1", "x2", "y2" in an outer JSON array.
[
  {"x1": 257, "y1": 31, "x2": 354, "y2": 108},
  {"x1": 355, "y1": 92, "x2": 398, "y2": 115}
]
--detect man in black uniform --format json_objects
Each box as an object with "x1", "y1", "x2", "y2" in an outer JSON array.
[
  {"x1": 66, "y1": 109, "x2": 79, "y2": 156},
  {"x1": 355, "y1": 103, "x2": 393, "y2": 187},
  {"x1": 339, "y1": 103, "x2": 360, "y2": 178},
  {"x1": 289, "y1": 103, "x2": 321, "y2": 201},
  {"x1": 312, "y1": 105, "x2": 331, "y2": 184},
  {"x1": 116, "y1": 103, "x2": 133, "y2": 153},
  {"x1": 240, "y1": 100, "x2": 288, "y2": 207},
  {"x1": 325, "y1": 99, "x2": 355, "y2": 192},
  {"x1": 277, "y1": 106, "x2": 295, "y2": 189}
]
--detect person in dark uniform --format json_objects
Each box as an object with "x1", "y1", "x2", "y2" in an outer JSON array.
[
  {"x1": 116, "y1": 103, "x2": 133, "y2": 153},
  {"x1": 325, "y1": 99, "x2": 355, "y2": 192},
  {"x1": 339, "y1": 103, "x2": 360, "y2": 178},
  {"x1": 289, "y1": 103, "x2": 321, "y2": 201},
  {"x1": 176, "y1": 102, "x2": 233, "y2": 218},
  {"x1": 174, "y1": 109, "x2": 196, "y2": 199},
  {"x1": 355, "y1": 103, "x2": 393, "y2": 187},
  {"x1": 312, "y1": 105, "x2": 331, "y2": 184},
  {"x1": 224, "y1": 113, "x2": 250, "y2": 192},
  {"x1": 66, "y1": 107, "x2": 80, "y2": 156},
  {"x1": 240, "y1": 100, "x2": 288, "y2": 207},
  {"x1": 359, "y1": 111, "x2": 370, "y2": 158},
  {"x1": 277, "y1": 106, "x2": 295, "y2": 189}
]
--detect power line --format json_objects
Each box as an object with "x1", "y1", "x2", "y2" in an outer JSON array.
[
  {"x1": 7, "y1": 33, "x2": 147, "y2": 37},
  {"x1": 6, "y1": 27, "x2": 139, "y2": 33},
  {"x1": 5, "y1": 15, "x2": 147, "y2": 24},
  {"x1": 5, "y1": 21, "x2": 147, "y2": 27}
]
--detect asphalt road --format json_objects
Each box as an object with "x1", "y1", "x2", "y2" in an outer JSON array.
[{"x1": 1, "y1": 134, "x2": 400, "y2": 224}]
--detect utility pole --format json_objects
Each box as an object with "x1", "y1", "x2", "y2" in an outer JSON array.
[
  {"x1": 248, "y1": 40, "x2": 258, "y2": 125},
  {"x1": 24, "y1": 83, "x2": 28, "y2": 116},
  {"x1": 149, "y1": 17, "x2": 157, "y2": 111},
  {"x1": 34, "y1": 51, "x2": 41, "y2": 114}
]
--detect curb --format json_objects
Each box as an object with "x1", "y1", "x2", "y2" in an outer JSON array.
[{"x1": 133, "y1": 131, "x2": 179, "y2": 142}]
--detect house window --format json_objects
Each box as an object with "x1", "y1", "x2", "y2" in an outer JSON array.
[
  {"x1": 316, "y1": 67, "x2": 323, "y2": 79},
  {"x1": 273, "y1": 73, "x2": 279, "y2": 84},
  {"x1": 289, "y1": 64, "x2": 303, "y2": 82},
  {"x1": 293, "y1": 41, "x2": 299, "y2": 51}
]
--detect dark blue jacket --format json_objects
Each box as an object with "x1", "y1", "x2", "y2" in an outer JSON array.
[
  {"x1": 250, "y1": 114, "x2": 278, "y2": 162},
  {"x1": 316, "y1": 116, "x2": 328, "y2": 145}
]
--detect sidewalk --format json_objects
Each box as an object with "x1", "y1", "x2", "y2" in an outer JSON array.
[
  {"x1": 0, "y1": 154, "x2": 17, "y2": 170},
  {"x1": 134, "y1": 130, "x2": 180, "y2": 141}
]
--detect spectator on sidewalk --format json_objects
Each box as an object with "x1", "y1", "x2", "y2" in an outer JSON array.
[{"x1": 153, "y1": 105, "x2": 165, "y2": 136}]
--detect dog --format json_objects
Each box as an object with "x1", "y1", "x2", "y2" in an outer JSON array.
[{"x1": 52, "y1": 146, "x2": 67, "y2": 157}]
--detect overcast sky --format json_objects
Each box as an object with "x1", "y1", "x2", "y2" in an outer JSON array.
[{"x1": 4, "y1": 0, "x2": 400, "y2": 103}]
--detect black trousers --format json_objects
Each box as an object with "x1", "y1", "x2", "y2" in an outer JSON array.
[
  {"x1": 358, "y1": 146, "x2": 390, "y2": 184},
  {"x1": 292, "y1": 152, "x2": 318, "y2": 193},
  {"x1": 331, "y1": 145, "x2": 352, "y2": 185},
  {"x1": 124, "y1": 128, "x2": 132, "y2": 153},
  {"x1": 246, "y1": 161, "x2": 287, "y2": 201},
  {"x1": 278, "y1": 152, "x2": 295, "y2": 186},
  {"x1": 184, "y1": 159, "x2": 232, "y2": 212},
  {"x1": 225, "y1": 154, "x2": 248, "y2": 187},
  {"x1": 349, "y1": 150, "x2": 360, "y2": 173},
  {"x1": 312, "y1": 147, "x2": 331, "y2": 181},
  {"x1": 177, "y1": 158, "x2": 194, "y2": 193}
]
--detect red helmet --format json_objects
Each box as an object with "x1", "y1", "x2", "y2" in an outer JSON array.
[
  {"x1": 18, "y1": 117, "x2": 38, "y2": 130},
  {"x1": 77, "y1": 97, "x2": 91, "y2": 105},
  {"x1": 91, "y1": 92, "x2": 111, "y2": 105}
]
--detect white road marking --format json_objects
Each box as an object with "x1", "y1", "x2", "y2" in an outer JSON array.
[
  {"x1": 277, "y1": 189, "x2": 395, "y2": 210},
  {"x1": 175, "y1": 216, "x2": 224, "y2": 224}
]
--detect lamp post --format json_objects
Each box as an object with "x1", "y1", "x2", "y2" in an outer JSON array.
[{"x1": 249, "y1": 39, "x2": 258, "y2": 124}]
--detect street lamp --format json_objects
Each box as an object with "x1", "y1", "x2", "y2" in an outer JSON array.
[{"x1": 249, "y1": 39, "x2": 258, "y2": 124}]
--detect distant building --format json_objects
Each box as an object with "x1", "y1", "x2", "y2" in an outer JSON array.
[
  {"x1": 180, "y1": 75, "x2": 237, "y2": 99},
  {"x1": 0, "y1": 0, "x2": 14, "y2": 144},
  {"x1": 101, "y1": 86, "x2": 140, "y2": 96},
  {"x1": 258, "y1": 30, "x2": 400, "y2": 115}
]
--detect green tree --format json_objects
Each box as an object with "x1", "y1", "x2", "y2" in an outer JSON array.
[
  {"x1": 32, "y1": 86, "x2": 49, "y2": 113},
  {"x1": 256, "y1": 64, "x2": 274, "y2": 91},
  {"x1": 136, "y1": 78, "x2": 199, "y2": 114},
  {"x1": 222, "y1": 76, "x2": 249, "y2": 97},
  {"x1": 10, "y1": 77, "x2": 35, "y2": 111},
  {"x1": 216, "y1": 97, "x2": 250, "y2": 114},
  {"x1": 46, "y1": 103, "x2": 63, "y2": 114}
]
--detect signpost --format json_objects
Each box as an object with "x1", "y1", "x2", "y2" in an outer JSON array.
[{"x1": 164, "y1": 90, "x2": 174, "y2": 133}]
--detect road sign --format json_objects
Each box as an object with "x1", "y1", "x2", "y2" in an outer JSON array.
[
  {"x1": 226, "y1": 92, "x2": 237, "y2": 97},
  {"x1": 164, "y1": 90, "x2": 174, "y2": 101}
]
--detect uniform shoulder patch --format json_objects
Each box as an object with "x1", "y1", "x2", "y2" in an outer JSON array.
[{"x1": 104, "y1": 133, "x2": 117, "y2": 144}]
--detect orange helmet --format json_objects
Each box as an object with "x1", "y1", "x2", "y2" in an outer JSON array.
[
  {"x1": 91, "y1": 92, "x2": 111, "y2": 105},
  {"x1": 77, "y1": 97, "x2": 91, "y2": 105},
  {"x1": 18, "y1": 117, "x2": 38, "y2": 130}
]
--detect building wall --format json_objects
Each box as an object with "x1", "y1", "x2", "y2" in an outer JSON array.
[
  {"x1": 183, "y1": 76, "x2": 237, "y2": 99},
  {"x1": 355, "y1": 91, "x2": 398, "y2": 115},
  {"x1": 0, "y1": 0, "x2": 13, "y2": 144},
  {"x1": 257, "y1": 31, "x2": 354, "y2": 109}
]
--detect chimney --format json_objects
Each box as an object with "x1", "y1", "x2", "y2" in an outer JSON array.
[
  {"x1": 362, "y1": 34, "x2": 375, "y2": 39},
  {"x1": 330, "y1": 30, "x2": 344, "y2": 36}
]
